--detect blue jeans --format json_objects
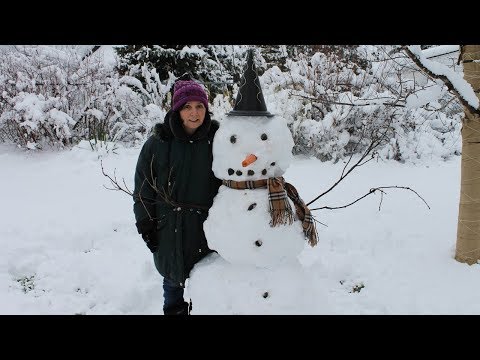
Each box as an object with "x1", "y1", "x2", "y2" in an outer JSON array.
[{"x1": 163, "y1": 277, "x2": 184, "y2": 310}]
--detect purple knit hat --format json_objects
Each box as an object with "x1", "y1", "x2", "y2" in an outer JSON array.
[{"x1": 172, "y1": 80, "x2": 209, "y2": 111}]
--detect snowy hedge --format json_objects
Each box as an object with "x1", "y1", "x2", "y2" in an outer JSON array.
[
  {"x1": 0, "y1": 46, "x2": 159, "y2": 150},
  {"x1": 0, "y1": 45, "x2": 463, "y2": 163}
]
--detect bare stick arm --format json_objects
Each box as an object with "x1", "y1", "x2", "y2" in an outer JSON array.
[{"x1": 310, "y1": 185, "x2": 430, "y2": 211}]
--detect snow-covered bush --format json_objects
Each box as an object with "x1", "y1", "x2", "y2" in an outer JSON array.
[
  {"x1": 0, "y1": 46, "x2": 114, "y2": 149},
  {"x1": 261, "y1": 45, "x2": 462, "y2": 162},
  {"x1": 0, "y1": 92, "x2": 74, "y2": 149},
  {"x1": 0, "y1": 45, "x2": 463, "y2": 162},
  {"x1": 0, "y1": 46, "x2": 165, "y2": 150}
]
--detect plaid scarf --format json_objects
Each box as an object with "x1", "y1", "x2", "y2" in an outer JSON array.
[{"x1": 223, "y1": 177, "x2": 318, "y2": 247}]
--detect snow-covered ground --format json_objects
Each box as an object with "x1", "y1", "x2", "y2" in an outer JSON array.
[{"x1": 1, "y1": 142, "x2": 477, "y2": 315}]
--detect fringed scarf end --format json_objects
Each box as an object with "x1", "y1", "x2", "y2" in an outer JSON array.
[
  {"x1": 305, "y1": 226, "x2": 318, "y2": 247},
  {"x1": 304, "y1": 214, "x2": 319, "y2": 247},
  {"x1": 269, "y1": 209, "x2": 294, "y2": 227}
]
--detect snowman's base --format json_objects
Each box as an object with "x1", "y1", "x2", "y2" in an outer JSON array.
[{"x1": 188, "y1": 252, "x2": 328, "y2": 315}]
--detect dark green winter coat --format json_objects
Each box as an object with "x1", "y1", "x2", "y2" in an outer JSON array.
[{"x1": 133, "y1": 110, "x2": 221, "y2": 286}]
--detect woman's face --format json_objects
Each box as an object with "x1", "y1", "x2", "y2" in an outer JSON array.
[{"x1": 179, "y1": 101, "x2": 206, "y2": 134}]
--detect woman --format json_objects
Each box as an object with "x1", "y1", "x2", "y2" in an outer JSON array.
[{"x1": 133, "y1": 78, "x2": 221, "y2": 315}]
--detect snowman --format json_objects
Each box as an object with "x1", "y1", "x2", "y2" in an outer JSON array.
[{"x1": 188, "y1": 49, "x2": 323, "y2": 314}]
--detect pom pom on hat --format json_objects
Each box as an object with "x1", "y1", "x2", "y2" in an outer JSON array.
[{"x1": 172, "y1": 80, "x2": 209, "y2": 111}]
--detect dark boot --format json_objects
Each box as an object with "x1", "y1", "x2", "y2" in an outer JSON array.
[{"x1": 163, "y1": 301, "x2": 191, "y2": 315}]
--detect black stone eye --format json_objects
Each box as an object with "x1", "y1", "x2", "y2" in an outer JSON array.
[
  {"x1": 270, "y1": 162, "x2": 276, "y2": 166},
  {"x1": 230, "y1": 135, "x2": 236, "y2": 144},
  {"x1": 228, "y1": 168, "x2": 234, "y2": 175},
  {"x1": 255, "y1": 240, "x2": 262, "y2": 247},
  {"x1": 262, "y1": 291, "x2": 269, "y2": 298},
  {"x1": 261, "y1": 133, "x2": 268, "y2": 141}
]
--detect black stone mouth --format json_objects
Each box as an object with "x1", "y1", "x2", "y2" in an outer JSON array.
[{"x1": 227, "y1": 162, "x2": 276, "y2": 176}]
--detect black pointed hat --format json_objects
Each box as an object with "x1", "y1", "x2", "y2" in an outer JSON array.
[{"x1": 227, "y1": 48, "x2": 274, "y2": 117}]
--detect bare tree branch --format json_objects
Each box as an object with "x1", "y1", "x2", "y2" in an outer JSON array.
[
  {"x1": 310, "y1": 186, "x2": 430, "y2": 211},
  {"x1": 101, "y1": 160, "x2": 132, "y2": 196},
  {"x1": 426, "y1": 49, "x2": 459, "y2": 60},
  {"x1": 100, "y1": 159, "x2": 155, "y2": 220},
  {"x1": 401, "y1": 45, "x2": 480, "y2": 116},
  {"x1": 100, "y1": 158, "x2": 210, "y2": 222},
  {"x1": 306, "y1": 120, "x2": 392, "y2": 207},
  {"x1": 294, "y1": 93, "x2": 406, "y2": 108},
  {"x1": 312, "y1": 217, "x2": 328, "y2": 228}
]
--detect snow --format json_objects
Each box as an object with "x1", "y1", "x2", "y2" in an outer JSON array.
[
  {"x1": 0, "y1": 44, "x2": 479, "y2": 315},
  {"x1": 1, "y1": 141, "x2": 477, "y2": 314},
  {"x1": 408, "y1": 45, "x2": 479, "y2": 109}
]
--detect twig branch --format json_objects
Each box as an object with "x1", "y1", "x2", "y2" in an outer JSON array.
[
  {"x1": 100, "y1": 160, "x2": 210, "y2": 217},
  {"x1": 311, "y1": 216, "x2": 328, "y2": 227},
  {"x1": 100, "y1": 160, "x2": 155, "y2": 220},
  {"x1": 310, "y1": 185, "x2": 430, "y2": 211},
  {"x1": 306, "y1": 121, "x2": 391, "y2": 207},
  {"x1": 101, "y1": 160, "x2": 133, "y2": 196},
  {"x1": 295, "y1": 93, "x2": 406, "y2": 108},
  {"x1": 426, "y1": 49, "x2": 459, "y2": 60}
]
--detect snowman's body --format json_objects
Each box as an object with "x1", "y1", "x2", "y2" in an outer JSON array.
[
  {"x1": 204, "y1": 115, "x2": 307, "y2": 266},
  {"x1": 204, "y1": 185, "x2": 304, "y2": 267},
  {"x1": 187, "y1": 114, "x2": 321, "y2": 314}
]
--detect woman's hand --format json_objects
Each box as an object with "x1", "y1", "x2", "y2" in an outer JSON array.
[{"x1": 136, "y1": 218, "x2": 159, "y2": 253}]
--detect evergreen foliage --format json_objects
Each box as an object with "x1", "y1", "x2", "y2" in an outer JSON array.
[{"x1": 115, "y1": 45, "x2": 248, "y2": 101}]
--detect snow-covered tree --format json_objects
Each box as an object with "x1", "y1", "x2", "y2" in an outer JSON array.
[
  {"x1": 400, "y1": 44, "x2": 480, "y2": 265},
  {"x1": 455, "y1": 45, "x2": 480, "y2": 265},
  {"x1": 115, "y1": 45, "x2": 248, "y2": 102}
]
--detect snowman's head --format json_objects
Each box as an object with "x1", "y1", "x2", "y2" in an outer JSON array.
[{"x1": 212, "y1": 115, "x2": 294, "y2": 181}]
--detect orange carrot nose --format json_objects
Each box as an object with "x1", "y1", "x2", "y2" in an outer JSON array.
[{"x1": 242, "y1": 154, "x2": 257, "y2": 167}]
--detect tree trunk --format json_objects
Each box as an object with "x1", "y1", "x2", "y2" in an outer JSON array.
[{"x1": 455, "y1": 45, "x2": 480, "y2": 264}]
